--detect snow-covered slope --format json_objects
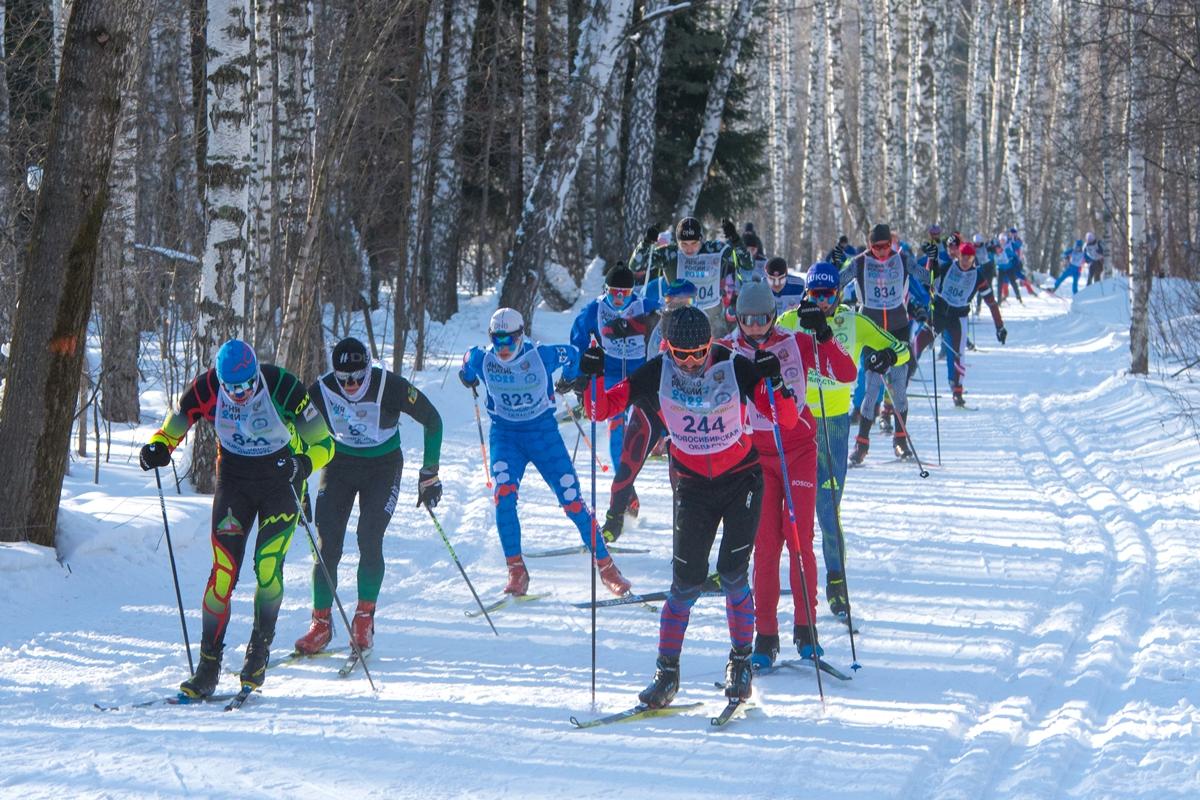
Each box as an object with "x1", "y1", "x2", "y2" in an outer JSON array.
[{"x1": 1, "y1": 280, "x2": 1197, "y2": 799}]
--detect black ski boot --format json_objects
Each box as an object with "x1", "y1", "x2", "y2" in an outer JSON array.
[
  {"x1": 849, "y1": 436, "x2": 870, "y2": 466},
  {"x1": 724, "y1": 645, "x2": 754, "y2": 700},
  {"x1": 952, "y1": 386, "x2": 966, "y2": 408},
  {"x1": 826, "y1": 573, "x2": 850, "y2": 618},
  {"x1": 601, "y1": 508, "x2": 624, "y2": 543},
  {"x1": 179, "y1": 645, "x2": 223, "y2": 699},
  {"x1": 239, "y1": 630, "x2": 272, "y2": 689},
  {"x1": 794, "y1": 624, "x2": 825, "y2": 660},
  {"x1": 893, "y1": 410, "x2": 914, "y2": 459},
  {"x1": 749, "y1": 633, "x2": 780, "y2": 671},
  {"x1": 879, "y1": 404, "x2": 894, "y2": 434},
  {"x1": 638, "y1": 655, "x2": 680, "y2": 709}
]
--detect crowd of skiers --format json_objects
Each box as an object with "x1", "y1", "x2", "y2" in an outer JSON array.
[{"x1": 138, "y1": 213, "x2": 1068, "y2": 709}]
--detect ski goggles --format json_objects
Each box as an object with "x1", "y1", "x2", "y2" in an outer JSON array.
[
  {"x1": 807, "y1": 288, "x2": 838, "y2": 302},
  {"x1": 738, "y1": 313, "x2": 773, "y2": 328},
  {"x1": 335, "y1": 367, "x2": 368, "y2": 386},
  {"x1": 667, "y1": 342, "x2": 710, "y2": 367},
  {"x1": 606, "y1": 286, "x2": 634, "y2": 301},
  {"x1": 490, "y1": 331, "x2": 520, "y2": 349},
  {"x1": 869, "y1": 240, "x2": 893, "y2": 255},
  {"x1": 222, "y1": 376, "x2": 257, "y2": 401}
]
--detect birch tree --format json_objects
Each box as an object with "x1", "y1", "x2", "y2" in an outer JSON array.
[
  {"x1": 798, "y1": 0, "x2": 827, "y2": 258},
  {"x1": 520, "y1": 0, "x2": 538, "y2": 193},
  {"x1": 1003, "y1": 0, "x2": 1040, "y2": 234},
  {"x1": 824, "y1": 0, "x2": 869, "y2": 236},
  {"x1": 856, "y1": 0, "x2": 879, "y2": 223},
  {"x1": 248, "y1": 0, "x2": 276, "y2": 353},
  {"x1": 498, "y1": 0, "x2": 635, "y2": 321},
  {"x1": 882, "y1": 0, "x2": 906, "y2": 224},
  {"x1": 672, "y1": 0, "x2": 758, "y2": 219},
  {"x1": 908, "y1": 0, "x2": 938, "y2": 226},
  {"x1": 964, "y1": 0, "x2": 990, "y2": 231},
  {"x1": 192, "y1": 0, "x2": 254, "y2": 493},
  {"x1": 622, "y1": 0, "x2": 669, "y2": 251},
  {"x1": 0, "y1": 0, "x2": 149, "y2": 545},
  {"x1": 1126, "y1": 0, "x2": 1150, "y2": 374}
]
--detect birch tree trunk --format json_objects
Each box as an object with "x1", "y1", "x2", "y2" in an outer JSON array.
[
  {"x1": 964, "y1": 0, "x2": 989, "y2": 231},
  {"x1": 882, "y1": 0, "x2": 906, "y2": 225},
  {"x1": 1126, "y1": 0, "x2": 1150, "y2": 374},
  {"x1": 766, "y1": 0, "x2": 789, "y2": 252},
  {"x1": 986, "y1": 18, "x2": 1009, "y2": 227},
  {"x1": 824, "y1": 0, "x2": 869, "y2": 237},
  {"x1": 592, "y1": 48, "x2": 628, "y2": 269},
  {"x1": 0, "y1": 0, "x2": 148, "y2": 544},
  {"x1": 903, "y1": 0, "x2": 921, "y2": 227},
  {"x1": 672, "y1": 0, "x2": 758, "y2": 219},
  {"x1": 909, "y1": 0, "x2": 938, "y2": 226},
  {"x1": 98, "y1": 44, "x2": 143, "y2": 423},
  {"x1": 857, "y1": 0, "x2": 879, "y2": 224},
  {"x1": 1003, "y1": 0, "x2": 1039, "y2": 235},
  {"x1": 1097, "y1": 0, "x2": 1113, "y2": 274},
  {"x1": 248, "y1": 0, "x2": 276, "y2": 354},
  {"x1": 1058, "y1": 0, "x2": 1080, "y2": 236},
  {"x1": 520, "y1": 0, "x2": 538, "y2": 194},
  {"x1": 425, "y1": 0, "x2": 481, "y2": 321},
  {"x1": 933, "y1": 6, "x2": 952, "y2": 218},
  {"x1": 498, "y1": 0, "x2": 635, "y2": 321},
  {"x1": 622, "y1": 0, "x2": 668, "y2": 252},
  {"x1": 193, "y1": 0, "x2": 254, "y2": 493},
  {"x1": 798, "y1": 1, "x2": 827, "y2": 259}
]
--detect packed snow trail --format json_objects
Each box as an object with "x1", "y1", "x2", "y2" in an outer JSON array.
[{"x1": 1, "y1": 280, "x2": 1197, "y2": 799}]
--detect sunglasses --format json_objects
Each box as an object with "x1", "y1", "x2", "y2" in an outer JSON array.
[
  {"x1": 335, "y1": 368, "x2": 368, "y2": 385},
  {"x1": 668, "y1": 343, "x2": 710, "y2": 365},
  {"x1": 870, "y1": 241, "x2": 892, "y2": 252},
  {"x1": 808, "y1": 289, "x2": 838, "y2": 301},
  {"x1": 491, "y1": 332, "x2": 520, "y2": 349},
  {"x1": 222, "y1": 377, "x2": 257, "y2": 399},
  {"x1": 607, "y1": 286, "x2": 633, "y2": 299},
  {"x1": 738, "y1": 313, "x2": 773, "y2": 328}
]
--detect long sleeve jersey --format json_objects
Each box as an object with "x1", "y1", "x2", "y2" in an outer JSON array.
[
  {"x1": 570, "y1": 292, "x2": 662, "y2": 381},
  {"x1": 460, "y1": 341, "x2": 580, "y2": 428},
  {"x1": 150, "y1": 364, "x2": 335, "y2": 477},
  {"x1": 584, "y1": 346, "x2": 798, "y2": 480},
  {"x1": 309, "y1": 366, "x2": 442, "y2": 464}
]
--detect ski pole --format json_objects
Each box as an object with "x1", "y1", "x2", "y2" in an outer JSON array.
[
  {"x1": 929, "y1": 336, "x2": 942, "y2": 466},
  {"x1": 809, "y1": 340, "x2": 860, "y2": 671},
  {"x1": 881, "y1": 375, "x2": 931, "y2": 479},
  {"x1": 562, "y1": 395, "x2": 610, "y2": 473},
  {"x1": 288, "y1": 482, "x2": 377, "y2": 692},
  {"x1": 764, "y1": 385, "x2": 825, "y2": 705},
  {"x1": 425, "y1": 505, "x2": 498, "y2": 636},
  {"x1": 153, "y1": 466, "x2": 194, "y2": 676},
  {"x1": 470, "y1": 386, "x2": 493, "y2": 489},
  {"x1": 589, "y1": 376, "x2": 599, "y2": 708}
]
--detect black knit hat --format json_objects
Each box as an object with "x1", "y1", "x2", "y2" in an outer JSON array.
[
  {"x1": 665, "y1": 305, "x2": 712, "y2": 351},
  {"x1": 332, "y1": 337, "x2": 369, "y2": 371},
  {"x1": 869, "y1": 224, "x2": 892, "y2": 243},
  {"x1": 676, "y1": 217, "x2": 703, "y2": 242},
  {"x1": 605, "y1": 266, "x2": 635, "y2": 289},
  {"x1": 765, "y1": 257, "x2": 788, "y2": 276}
]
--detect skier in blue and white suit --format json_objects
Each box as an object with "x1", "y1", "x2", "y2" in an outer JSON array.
[
  {"x1": 460, "y1": 308, "x2": 632, "y2": 599},
  {"x1": 570, "y1": 266, "x2": 662, "y2": 472}
]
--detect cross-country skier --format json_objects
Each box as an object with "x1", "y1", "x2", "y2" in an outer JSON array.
[
  {"x1": 779, "y1": 262, "x2": 909, "y2": 624},
  {"x1": 1052, "y1": 239, "x2": 1087, "y2": 295},
  {"x1": 459, "y1": 308, "x2": 631, "y2": 598},
  {"x1": 644, "y1": 216, "x2": 751, "y2": 337},
  {"x1": 838, "y1": 223, "x2": 930, "y2": 464},
  {"x1": 599, "y1": 280, "x2": 697, "y2": 543},
  {"x1": 292, "y1": 337, "x2": 443, "y2": 656},
  {"x1": 765, "y1": 256, "x2": 807, "y2": 316},
  {"x1": 138, "y1": 339, "x2": 335, "y2": 698},
  {"x1": 583, "y1": 305, "x2": 799, "y2": 707},
  {"x1": 1084, "y1": 232, "x2": 1106, "y2": 285},
  {"x1": 718, "y1": 280, "x2": 857, "y2": 668},
  {"x1": 570, "y1": 266, "x2": 661, "y2": 481}
]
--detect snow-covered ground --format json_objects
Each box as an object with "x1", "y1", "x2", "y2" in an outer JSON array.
[{"x1": 2, "y1": 279, "x2": 1198, "y2": 799}]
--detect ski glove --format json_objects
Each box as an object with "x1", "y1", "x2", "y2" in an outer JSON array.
[
  {"x1": 139, "y1": 442, "x2": 171, "y2": 471},
  {"x1": 865, "y1": 347, "x2": 898, "y2": 375},
  {"x1": 996, "y1": 325, "x2": 1008, "y2": 344},
  {"x1": 831, "y1": 244, "x2": 845, "y2": 267},
  {"x1": 275, "y1": 453, "x2": 313, "y2": 483},
  {"x1": 458, "y1": 369, "x2": 479, "y2": 390},
  {"x1": 643, "y1": 224, "x2": 660, "y2": 246},
  {"x1": 907, "y1": 300, "x2": 929, "y2": 323},
  {"x1": 580, "y1": 345, "x2": 606, "y2": 376},
  {"x1": 416, "y1": 465, "x2": 442, "y2": 509},
  {"x1": 604, "y1": 317, "x2": 637, "y2": 339},
  {"x1": 921, "y1": 241, "x2": 939, "y2": 261},
  {"x1": 752, "y1": 349, "x2": 782, "y2": 380},
  {"x1": 797, "y1": 300, "x2": 834, "y2": 342},
  {"x1": 722, "y1": 219, "x2": 740, "y2": 246}
]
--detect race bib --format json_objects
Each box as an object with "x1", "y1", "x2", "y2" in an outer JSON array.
[
  {"x1": 938, "y1": 265, "x2": 978, "y2": 308},
  {"x1": 679, "y1": 251, "x2": 723, "y2": 310},
  {"x1": 483, "y1": 347, "x2": 553, "y2": 423},
  {"x1": 658, "y1": 359, "x2": 743, "y2": 454},
  {"x1": 861, "y1": 253, "x2": 906, "y2": 311},
  {"x1": 215, "y1": 377, "x2": 293, "y2": 457}
]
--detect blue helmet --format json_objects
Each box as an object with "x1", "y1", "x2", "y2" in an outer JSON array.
[
  {"x1": 805, "y1": 261, "x2": 840, "y2": 291},
  {"x1": 1074, "y1": 239, "x2": 1084, "y2": 249},
  {"x1": 216, "y1": 339, "x2": 258, "y2": 386}
]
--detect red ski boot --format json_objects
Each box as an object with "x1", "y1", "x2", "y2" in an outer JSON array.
[
  {"x1": 293, "y1": 609, "x2": 333, "y2": 655},
  {"x1": 351, "y1": 601, "x2": 375, "y2": 652},
  {"x1": 504, "y1": 555, "x2": 530, "y2": 596},
  {"x1": 597, "y1": 555, "x2": 632, "y2": 596}
]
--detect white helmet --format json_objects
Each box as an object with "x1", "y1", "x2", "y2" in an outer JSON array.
[
  {"x1": 489, "y1": 308, "x2": 524, "y2": 336},
  {"x1": 998, "y1": 233, "x2": 1009, "y2": 244}
]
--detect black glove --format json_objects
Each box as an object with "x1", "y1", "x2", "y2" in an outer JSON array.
[
  {"x1": 139, "y1": 442, "x2": 171, "y2": 471},
  {"x1": 605, "y1": 317, "x2": 635, "y2": 338},
  {"x1": 554, "y1": 378, "x2": 576, "y2": 396},
  {"x1": 997, "y1": 325, "x2": 1008, "y2": 344},
  {"x1": 752, "y1": 349, "x2": 781, "y2": 380},
  {"x1": 275, "y1": 453, "x2": 313, "y2": 483},
  {"x1": 864, "y1": 347, "x2": 898, "y2": 374},
  {"x1": 722, "y1": 219, "x2": 740, "y2": 246},
  {"x1": 643, "y1": 224, "x2": 659, "y2": 246},
  {"x1": 580, "y1": 345, "x2": 605, "y2": 376},
  {"x1": 907, "y1": 301, "x2": 929, "y2": 323},
  {"x1": 797, "y1": 300, "x2": 833, "y2": 342},
  {"x1": 832, "y1": 243, "x2": 845, "y2": 266},
  {"x1": 921, "y1": 241, "x2": 938, "y2": 261},
  {"x1": 416, "y1": 465, "x2": 442, "y2": 509},
  {"x1": 458, "y1": 369, "x2": 479, "y2": 389}
]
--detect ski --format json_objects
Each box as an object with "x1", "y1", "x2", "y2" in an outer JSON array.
[
  {"x1": 94, "y1": 692, "x2": 241, "y2": 712},
  {"x1": 223, "y1": 684, "x2": 256, "y2": 711},
  {"x1": 710, "y1": 699, "x2": 754, "y2": 727},
  {"x1": 226, "y1": 648, "x2": 343, "y2": 677},
  {"x1": 338, "y1": 649, "x2": 370, "y2": 677},
  {"x1": 465, "y1": 592, "x2": 545, "y2": 617},
  {"x1": 524, "y1": 544, "x2": 649, "y2": 559},
  {"x1": 573, "y1": 584, "x2": 791, "y2": 610},
  {"x1": 569, "y1": 701, "x2": 705, "y2": 729},
  {"x1": 780, "y1": 657, "x2": 854, "y2": 681}
]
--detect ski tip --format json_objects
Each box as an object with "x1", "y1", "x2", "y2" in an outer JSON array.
[{"x1": 568, "y1": 716, "x2": 583, "y2": 727}]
